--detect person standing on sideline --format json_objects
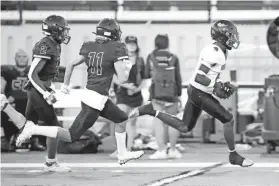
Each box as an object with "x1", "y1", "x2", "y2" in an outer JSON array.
[
  {"x1": 110, "y1": 35, "x2": 148, "y2": 157},
  {"x1": 146, "y1": 34, "x2": 183, "y2": 159}
]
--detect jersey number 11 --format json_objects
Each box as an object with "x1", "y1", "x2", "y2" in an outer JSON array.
[{"x1": 88, "y1": 52, "x2": 104, "y2": 75}]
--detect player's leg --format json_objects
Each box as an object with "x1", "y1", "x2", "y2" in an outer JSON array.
[
  {"x1": 68, "y1": 102, "x2": 101, "y2": 142},
  {"x1": 24, "y1": 88, "x2": 70, "y2": 172},
  {"x1": 19, "y1": 101, "x2": 100, "y2": 143},
  {"x1": 100, "y1": 99, "x2": 144, "y2": 165},
  {"x1": 129, "y1": 102, "x2": 189, "y2": 132},
  {"x1": 126, "y1": 109, "x2": 138, "y2": 151},
  {"x1": 1, "y1": 94, "x2": 27, "y2": 129},
  {"x1": 201, "y1": 94, "x2": 254, "y2": 167},
  {"x1": 116, "y1": 104, "x2": 135, "y2": 150}
]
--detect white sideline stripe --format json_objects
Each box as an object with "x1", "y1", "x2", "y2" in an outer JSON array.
[{"x1": 1, "y1": 162, "x2": 279, "y2": 168}]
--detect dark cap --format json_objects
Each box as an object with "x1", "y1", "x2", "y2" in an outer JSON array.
[{"x1": 125, "y1": 35, "x2": 138, "y2": 44}]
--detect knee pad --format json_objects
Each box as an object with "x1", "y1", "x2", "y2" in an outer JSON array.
[{"x1": 221, "y1": 113, "x2": 234, "y2": 124}]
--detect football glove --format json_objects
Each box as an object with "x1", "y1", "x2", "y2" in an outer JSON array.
[
  {"x1": 223, "y1": 81, "x2": 236, "y2": 98},
  {"x1": 61, "y1": 84, "x2": 70, "y2": 94},
  {"x1": 213, "y1": 81, "x2": 236, "y2": 99},
  {"x1": 43, "y1": 91, "x2": 57, "y2": 105},
  {"x1": 213, "y1": 82, "x2": 227, "y2": 99}
]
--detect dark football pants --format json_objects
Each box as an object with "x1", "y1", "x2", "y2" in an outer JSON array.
[
  {"x1": 182, "y1": 85, "x2": 233, "y2": 131},
  {"x1": 69, "y1": 99, "x2": 128, "y2": 141},
  {"x1": 25, "y1": 87, "x2": 60, "y2": 127}
]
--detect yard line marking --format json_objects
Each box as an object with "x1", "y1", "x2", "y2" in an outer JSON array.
[
  {"x1": 1, "y1": 162, "x2": 279, "y2": 168},
  {"x1": 142, "y1": 162, "x2": 226, "y2": 186}
]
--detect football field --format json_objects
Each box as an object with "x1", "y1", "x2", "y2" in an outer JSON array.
[{"x1": 1, "y1": 144, "x2": 278, "y2": 186}]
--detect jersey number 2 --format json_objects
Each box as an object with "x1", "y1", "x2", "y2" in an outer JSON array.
[{"x1": 88, "y1": 52, "x2": 104, "y2": 75}]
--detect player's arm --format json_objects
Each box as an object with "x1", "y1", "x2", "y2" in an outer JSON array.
[
  {"x1": 63, "y1": 55, "x2": 85, "y2": 86},
  {"x1": 1, "y1": 76, "x2": 7, "y2": 94},
  {"x1": 114, "y1": 58, "x2": 132, "y2": 83},
  {"x1": 28, "y1": 58, "x2": 49, "y2": 97}
]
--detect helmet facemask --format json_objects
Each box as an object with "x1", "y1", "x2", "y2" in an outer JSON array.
[
  {"x1": 225, "y1": 31, "x2": 240, "y2": 49},
  {"x1": 59, "y1": 26, "x2": 71, "y2": 44},
  {"x1": 42, "y1": 21, "x2": 71, "y2": 45}
]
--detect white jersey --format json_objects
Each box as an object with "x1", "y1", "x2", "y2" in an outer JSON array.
[{"x1": 190, "y1": 44, "x2": 227, "y2": 94}]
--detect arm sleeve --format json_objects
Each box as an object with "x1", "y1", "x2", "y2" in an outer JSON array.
[
  {"x1": 174, "y1": 56, "x2": 182, "y2": 97},
  {"x1": 33, "y1": 41, "x2": 54, "y2": 60},
  {"x1": 114, "y1": 42, "x2": 129, "y2": 62}
]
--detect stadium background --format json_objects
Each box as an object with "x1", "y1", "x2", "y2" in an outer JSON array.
[
  {"x1": 1, "y1": 0, "x2": 278, "y2": 139},
  {"x1": 1, "y1": 1, "x2": 279, "y2": 186}
]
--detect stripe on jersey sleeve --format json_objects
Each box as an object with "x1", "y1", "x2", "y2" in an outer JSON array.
[
  {"x1": 198, "y1": 64, "x2": 210, "y2": 74},
  {"x1": 33, "y1": 55, "x2": 51, "y2": 60},
  {"x1": 28, "y1": 58, "x2": 46, "y2": 95},
  {"x1": 194, "y1": 74, "x2": 211, "y2": 86},
  {"x1": 117, "y1": 56, "x2": 129, "y2": 61}
]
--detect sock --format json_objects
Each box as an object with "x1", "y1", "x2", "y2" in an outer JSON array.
[
  {"x1": 4, "y1": 104, "x2": 26, "y2": 129},
  {"x1": 45, "y1": 156, "x2": 57, "y2": 166},
  {"x1": 46, "y1": 137, "x2": 58, "y2": 159},
  {"x1": 157, "y1": 112, "x2": 187, "y2": 132},
  {"x1": 223, "y1": 121, "x2": 235, "y2": 151},
  {"x1": 34, "y1": 126, "x2": 58, "y2": 138},
  {"x1": 115, "y1": 132, "x2": 127, "y2": 155}
]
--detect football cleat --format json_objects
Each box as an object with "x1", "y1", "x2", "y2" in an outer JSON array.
[
  {"x1": 229, "y1": 151, "x2": 254, "y2": 167},
  {"x1": 1, "y1": 94, "x2": 9, "y2": 111},
  {"x1": 16, "y1": 121, "x2": 36, "y2": 147},
  {"x1": 44, "y1": 161, "x2": 71, "y2": 172},
  {"x1": 118, "y1": 150, "x2": 144, "y2": 165}
]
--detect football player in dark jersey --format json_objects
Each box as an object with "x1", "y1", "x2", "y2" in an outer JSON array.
[
  {"x1": 17, "y1": 18, "x2": 144, "y2": 165},
  {"x1": 129, "y1": 20, "x2": 254, "y2": 167},
  {"x1": 22, "y1": 15, "x2": 70, "y2": 172},
  {"x1": 1, "y1": 49, "x2": 45, "y2": 152},
  {"x1": 1, "y1": 49, "x2": 30, "y2": 143}
]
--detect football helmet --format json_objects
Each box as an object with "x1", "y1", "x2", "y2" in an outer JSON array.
[
  {"x1": 42, "y1": 15, "x2": 71, "y2": 44},
  {"x1": 94, "y1": 18, "x2": 122, "y2": 41},
  {"x1": 211, "y1": 20, "x2": 240, "y2": 50}
]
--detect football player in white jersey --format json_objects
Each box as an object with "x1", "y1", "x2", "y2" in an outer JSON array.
[{"x1": 129, "y1": 20, "x2": 254, "y2": 167}]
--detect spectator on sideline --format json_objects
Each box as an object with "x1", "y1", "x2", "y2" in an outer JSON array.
[
  {"x1": 145, "y1": 34, "x2": 183, "y2": 159},
  {"x1": 1, "y1": 49, "x2": 46, "y2": 152},
  {"x1": 110, "y1": 36, "x2": 148, "y2": 157}
]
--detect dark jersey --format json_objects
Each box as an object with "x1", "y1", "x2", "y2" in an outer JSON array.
[
  {"x1": 79, "y1": 40, "x2": 128, "y2": 95},
  {"x1": 32, "y1": 36, "x2": 61, "y2": 82},
  {"x1": 1, "y1": 65, "x2": 30, "y2": 100}
]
